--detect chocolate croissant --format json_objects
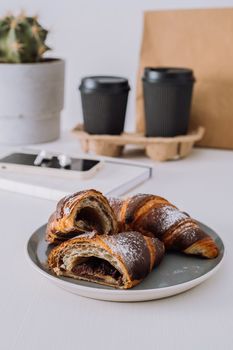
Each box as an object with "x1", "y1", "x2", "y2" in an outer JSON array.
[
  {"x1": 46, "y1": 189, "x2": 118, "y2": 244},
  {"x1": 109, "y1": 194, "x2": 219, "y2": 259},
  {"x1": 48, "y1": 231, "x2": 165, "y2": 289}
]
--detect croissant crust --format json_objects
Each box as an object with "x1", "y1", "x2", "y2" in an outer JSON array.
[
  {"x1": 46, "y1": 189, "x2": 118, "y2": 244},
  {"x1": 48, "y1": 231, "x2": 165, "y2": 289},
  {"x1": 109, "y1": 194, "x2": 219, "y2": 259}
]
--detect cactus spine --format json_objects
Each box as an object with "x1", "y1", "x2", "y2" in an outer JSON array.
[{"x1": 0, "y1": 12, "x2": 50, "y2": 63}]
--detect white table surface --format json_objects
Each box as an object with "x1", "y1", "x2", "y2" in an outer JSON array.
[{"x1": 1, "y1": 135, "x2": 233, "y2": 350}]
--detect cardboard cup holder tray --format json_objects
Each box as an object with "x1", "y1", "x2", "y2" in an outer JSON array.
[{"x1": 73, "y1": 125, "x2": 204, "y2": 161}]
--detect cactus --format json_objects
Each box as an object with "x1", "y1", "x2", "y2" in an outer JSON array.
[{"x1": 0, "y1": 12, "x2": 50, "y2": 63}]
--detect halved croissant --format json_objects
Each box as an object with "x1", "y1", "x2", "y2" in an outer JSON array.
[
  {"x1": 46, "y1": 189, "x2": 118, "y2": 244},
  {"x1": 48, "y1": 231, "x2": 165, "y2": 289},
  {"x1": 109, "y1": 194, "x2": 219, "y2": 259}
]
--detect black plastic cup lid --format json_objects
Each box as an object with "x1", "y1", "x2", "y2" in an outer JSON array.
[
  {"x1": 143, "y1": 67, "x2": 195, "y2": 83},
  {"x1": 79, "y1": 76, "x2": 130, "y2": 93}
]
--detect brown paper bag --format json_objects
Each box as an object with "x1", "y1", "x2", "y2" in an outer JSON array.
[{"x1": 136, "y1": 8, "x2": 233, "y2": 149}]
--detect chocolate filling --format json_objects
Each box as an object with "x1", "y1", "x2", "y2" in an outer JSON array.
[
  {"x1": 71, "y1": 257, "x2": 122, "y2": 284},
  {"x1": 75, "y1": 207, "x2": 105, "y2": 233}
]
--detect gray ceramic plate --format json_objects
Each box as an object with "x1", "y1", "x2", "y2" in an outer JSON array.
[{"x1": 26, "y1": 223, "x2": 224, "y2": 302}]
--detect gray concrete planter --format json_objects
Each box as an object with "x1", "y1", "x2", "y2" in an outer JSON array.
[{"x1": 0, "y1": 59, "x2": 65, "y2": 145}]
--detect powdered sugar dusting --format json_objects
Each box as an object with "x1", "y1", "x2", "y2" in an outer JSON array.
[
  {"x1": 156, "y1": 206, "x2": 189, "y2": 232},
  {"x1": 64, "y1": 207, "x2": 71, "y2": 215},
  {"x1": 108, "y1": 197, "x2": 122, "y2": 206},
  {"x1": 104, "y1": 232, "x2": 148, "y2": 273}
]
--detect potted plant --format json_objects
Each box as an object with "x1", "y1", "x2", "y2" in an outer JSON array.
[{"x1": 0, "y1": 12, "x2": 65, "y2": 144}]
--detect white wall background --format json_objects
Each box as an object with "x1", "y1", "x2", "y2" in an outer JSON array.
[{"x1": 1, "y1": 0, "x2": 233, "y2": 131}]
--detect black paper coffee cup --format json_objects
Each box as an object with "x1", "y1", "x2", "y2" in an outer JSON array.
[
  {"x1": 79, "y1": 76, "x2": 130, "y2": 135},
  {"x1": 142, "y1": 67, "x2": 195, "y2": 137}
]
